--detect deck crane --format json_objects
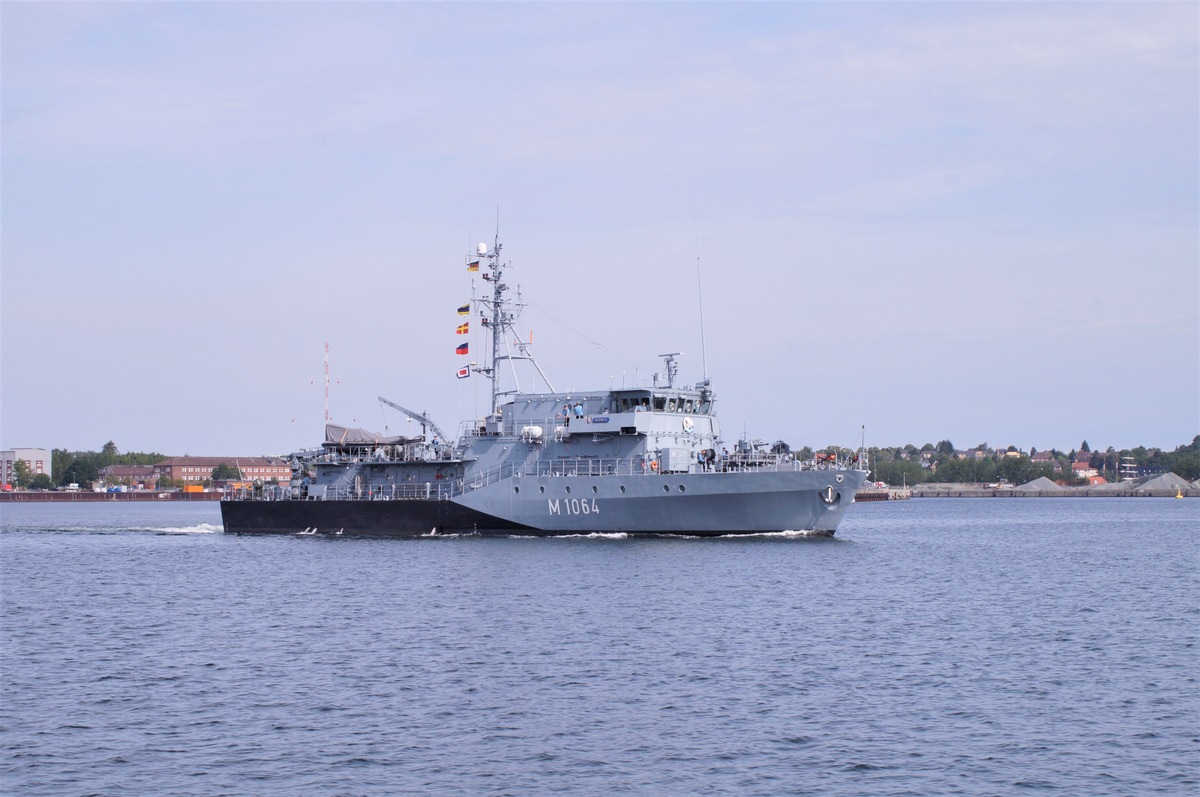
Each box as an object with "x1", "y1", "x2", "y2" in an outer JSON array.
[{"x1": 377, "y1": 397, "x2": 452, "y2": 446}]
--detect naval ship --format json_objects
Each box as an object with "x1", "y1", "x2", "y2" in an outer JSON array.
[{"x1": 220, "y1": 235, "x2": 868, "y2": 537}]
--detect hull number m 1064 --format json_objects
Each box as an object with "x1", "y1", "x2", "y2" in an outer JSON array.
[{"x1": 548, "y1": 498, "x2": 600, "y2": 516}]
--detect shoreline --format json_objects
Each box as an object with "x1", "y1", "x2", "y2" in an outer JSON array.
[
  {"x1": 911, "y1": 485, "x2": 1196, "y2": 499},
  {"x1": 0, "y1": 491, "x2": 221, "y2": 503}
]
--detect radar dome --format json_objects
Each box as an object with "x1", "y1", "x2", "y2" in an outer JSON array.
[{"x1": 477, "y1": 243, "x2": 488, "y2": 255}]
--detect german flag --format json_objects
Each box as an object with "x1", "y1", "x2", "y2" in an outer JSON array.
[
  {"x1": 466, "y1": 260, "x2": 480, "y2": 272},
  {"x1": 455, "y1": 323, "x2": 469, "y2": 335},
  {"x1": 456, "y1": 343, "x2": 469, "y2": 355}
]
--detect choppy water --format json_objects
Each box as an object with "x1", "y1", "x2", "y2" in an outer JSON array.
[{"x1": 1, "y1": 498, "x2": 1196, "y2": 796}]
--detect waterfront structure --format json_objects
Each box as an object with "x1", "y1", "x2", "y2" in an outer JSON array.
[{"x1": 1, "y1": 448, "x2": 52, "y2": 488}]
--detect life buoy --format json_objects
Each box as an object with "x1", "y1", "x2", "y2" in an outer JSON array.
[
  {"x1": 682, "y1": 417, "x2": 694, "y2": 431},
  {"x1": 650, "y1": 460, "x2": 659, "y2": 472}
]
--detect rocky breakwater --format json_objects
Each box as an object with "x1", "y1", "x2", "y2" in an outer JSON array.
[{"x1": 912, "y1": 473, "x2": 1198, "y2": 498}]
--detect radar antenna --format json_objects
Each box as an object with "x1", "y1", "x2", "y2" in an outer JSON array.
[{"x1": 658, "y1": 352, "x2": 681, "y2": 389}]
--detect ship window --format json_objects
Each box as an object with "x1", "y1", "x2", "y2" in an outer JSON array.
[
  {"x1": 699, "y1": 401, "x2": 712, "y2": 414},
  {"x1": 666, "y1": 398, "x2": 677, "y2": 412},
  {"x1": 564, "y1": 485, "x2": 571, "y2": 494},
  {"x1": 653, "y1": 396, "x2": 666, "y2": 410},
  {"x1": 539, "y1": 486, "x2": 545, "y2": 494},
  {"x1": 513, "y1": 486, "x2": 520, "y2": 494},
  {"x1": 619, "y1": 485, "x2": 626, "y2": 493},
  {"x1": 678, "y1": 485, "x2": 686, "y2": 492},
  {"x1": 591, "y1": 485, "x2": 598, "y2": 493},
  {"x1": 684, "y1": 400, "x2": 693, "y2": 413},
  {"x1": 663, "y1": 485, "x2": 670, "y2": 492}
]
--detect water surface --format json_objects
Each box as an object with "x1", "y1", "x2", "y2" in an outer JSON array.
[{"x1": 2, "y1": 499, "x2": 1196, "y2": 795}]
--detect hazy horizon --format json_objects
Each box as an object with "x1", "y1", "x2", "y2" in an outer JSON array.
[{"x1": 4, "y1": 2, "x2": 1197, "y2": 457}]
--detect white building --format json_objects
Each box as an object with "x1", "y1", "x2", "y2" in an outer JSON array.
[{"x1": 2, "y1": 448, "x2": 53, "y2": 488}]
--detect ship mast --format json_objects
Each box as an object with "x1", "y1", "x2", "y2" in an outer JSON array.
[{"x1": 471, "y1": 233, "x2": 553, "y2": 416}]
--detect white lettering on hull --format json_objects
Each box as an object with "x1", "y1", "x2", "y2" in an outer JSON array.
[{"x1": 548, "y1": 498, "x2": 600, "y2": 516}]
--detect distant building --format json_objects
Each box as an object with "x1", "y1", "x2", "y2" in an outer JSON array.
[
  {"x1": 1072, "y1": 461, "x2": 1099, "y2": 479},
  {"x1": 1031, "y1": 451, "x2": 1055, "y2": 463},
  {"x1": 98, "y1": 465, "x2": 159, "y2": 489},
  {"x1": 1, "y1": 448, "x2": 52, "y2": 488},
  {"x1": 155, "y1": 456, "x2": 291, "y2": 485}
]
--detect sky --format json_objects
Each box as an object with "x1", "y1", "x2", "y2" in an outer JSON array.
[{"x1": 2, "y1": 1, "x2": 1197, "y2": 458}]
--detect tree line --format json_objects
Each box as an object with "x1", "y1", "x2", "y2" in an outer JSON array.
[
  {"x1": 17, "y1": 444, "x2": 254, "y2": 490},
  {"x1": 38, "y1": 441, "x2": 166, "y2": 489},
  {"x1": 852, "y1": 436, "x2": 1200, "y2": 486}
]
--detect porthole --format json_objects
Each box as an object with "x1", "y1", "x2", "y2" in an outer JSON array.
[
  {"x1": 678, "y1": 485, "x2": 686, "y2": 492},
  {"x1": 513, "y1": 486, "x2": 520, "y2": 494},
  {"x1": 619, "y1": 485, "x2": 626, "y2": 493},
  {"x1": 663, "y1": 485, "x2": 670, "y2": 493},
  {"x1": 592, "y1": 485, "x2": 598, "y2": 493},
  {"x1": 565, "y1": 485, "x2": 571, "y2": 494},
  {"x1": 539, "y1": 486, "x2": 545, "y2": 494}
]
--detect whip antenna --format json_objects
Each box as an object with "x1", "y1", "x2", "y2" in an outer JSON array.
[{"x1": 696, "y1": 232, "x2": 709, "y2": 380}]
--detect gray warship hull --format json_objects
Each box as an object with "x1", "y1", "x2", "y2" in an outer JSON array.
[{"x1": 221, "y1": 467, "x2": 867, "y2": 537}]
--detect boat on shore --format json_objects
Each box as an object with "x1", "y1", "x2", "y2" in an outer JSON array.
[{"x1": 220, "y1": 234, "x2": 868, "y2": 537}]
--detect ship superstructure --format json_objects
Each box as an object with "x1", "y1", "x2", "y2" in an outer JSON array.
[{"x1": 220, "y1": 235, "x2": 868, "y2": 536}]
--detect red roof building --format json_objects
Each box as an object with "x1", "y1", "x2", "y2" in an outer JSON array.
[{"x1": 155, "y1": 456, "x2": 291, "y2": 485}]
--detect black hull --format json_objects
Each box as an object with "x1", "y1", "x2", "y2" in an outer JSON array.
[{"x1": 220, "y1": 499, "x2": 533, "y2": 537}]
